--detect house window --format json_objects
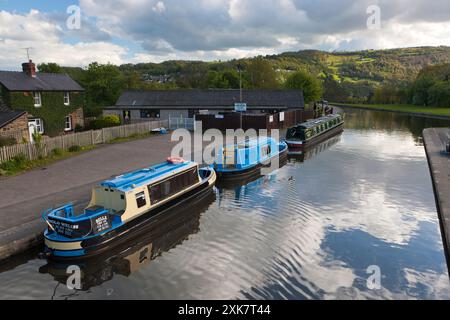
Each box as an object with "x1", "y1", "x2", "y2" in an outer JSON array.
[
  {"x1": 65, "y1": 116, "x2": 72, "y2": 132},
  {"x1": 33, "y1": 92, "x2": 42, "y2": 107},
  {"x1": 140, "y1": 109, "x2": 160, "y2": 119},
  {"x1": 64, "y1": 92, "x2": 70, "y2": 106}
]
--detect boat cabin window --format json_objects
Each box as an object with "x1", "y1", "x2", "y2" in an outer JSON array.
[
  {"x1": 148, "y1": 167, "x2": 198, "y2": 205},
  {"x1": 136, "y1": 191, "x2": 147, "y2": 208},
  {"x1": 287, "y1": 127, "x2": 306, "y2": 140},
  {"x1": 261, "y1": 145, "x2": 271, "y2": 157}
]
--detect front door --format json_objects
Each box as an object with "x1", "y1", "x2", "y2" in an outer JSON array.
[
  {"x1": 123, "y1": 110, "x2": 131, "y2": 123},
  {"x1": 28, "y1": 119, "x2": 43, "y2": 143}
]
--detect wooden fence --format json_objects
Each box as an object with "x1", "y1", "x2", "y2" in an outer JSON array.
[{"x1": 0, "y1": 120, "x2": 168, "y2": 165}]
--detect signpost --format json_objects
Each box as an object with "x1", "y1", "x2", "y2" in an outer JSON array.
[
  {"x1": 234, "y1": 102, "x2": 247, "y2": 112},
  {"x1": 235, "y1": 102, "x2": 247, "y2": 129}
]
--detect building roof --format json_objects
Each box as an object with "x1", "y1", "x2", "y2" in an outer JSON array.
[
  {"x1": 0, "y1": 110, "x2": 26, "y2": 128},
  {"x1": 0, "y1": 71, "x2": 84, "y2": 91},
  {"x1": 111, "y1": 89, "x2": 304, "y2": 110}
]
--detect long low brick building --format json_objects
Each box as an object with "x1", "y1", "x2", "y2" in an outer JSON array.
[{"x1": 103, "y1": 89, "x2": 305, "y2": 123}]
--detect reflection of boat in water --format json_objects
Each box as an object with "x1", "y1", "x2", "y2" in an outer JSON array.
[
  {"x1": 39, "y1": 191, "x2": 216, "y2": 291},
  {"x1": 288, "y1": 134, "x2": 342, "y2": 163},
  {"x1": 285, "y1": 114, "x2": 344, "y2": 154},
  {"x1": 215, "y1": 151, "x2": 288, "y2": 190},
  {"x1": 214, "y1": 137, "x2": 288, "y2": 182},
  {"x1": 42, "y1": 159, "x2": 216, "y2": 259}
]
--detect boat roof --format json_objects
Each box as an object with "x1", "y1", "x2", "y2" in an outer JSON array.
[
  {"x1": 296, "y1": 114, "x2": 342, "y2": 129},
  {"x1": 100, "y1": 160, "x2": 197, "y2": 192},
  {"x1": 225, "y1": 136, "x2": 276, "y2": 149}
]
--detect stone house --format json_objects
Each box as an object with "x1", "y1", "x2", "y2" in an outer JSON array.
[{"x1": 0, "y1": 60, "x2": 85, "y2": 141}]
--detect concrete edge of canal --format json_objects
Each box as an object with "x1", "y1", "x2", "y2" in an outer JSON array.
[
  {"x1": 0, "y1": 219, "x2": 44, "y2": 262},
  {"x1": 423, "y1": 128, "x2": 450, "y2": 269}
]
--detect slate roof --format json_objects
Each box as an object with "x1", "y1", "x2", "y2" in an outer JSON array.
[
  {"x1": 111, "y1": 89, "x2": 304, "y2": 110},
  {"x1": 0, "y1": 71, "x2": 84, "y2": 91},
  {"x1": 0, "y1": 110, "x2": 26, "y2": 128}
]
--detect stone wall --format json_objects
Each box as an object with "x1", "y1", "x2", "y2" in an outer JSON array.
[
  {"x1": 69, "y1": 107, "x2": 84, "y2": 129},
  {"x1": 0, "y1": 113, "x2": 29, "y2": 141}
]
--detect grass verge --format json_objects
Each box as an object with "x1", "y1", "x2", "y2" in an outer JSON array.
[
  {"x1": 0, "y1": 146, "x2": 95, "y2": 177},
  {"x1": 332, "y1": 103, "x2": 450, "y2": 118}
]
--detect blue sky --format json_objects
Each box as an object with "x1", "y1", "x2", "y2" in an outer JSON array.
[{"x1": 0, "y1": 0, "x2": 449, "y2": 69}]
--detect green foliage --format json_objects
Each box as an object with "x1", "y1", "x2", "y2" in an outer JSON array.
[
  {"x1": 244, "y1": 57, "x2": 279, "y2": 89},
  {"x1": 37, "y1": 63, "x2": 62, "y2": 73},
  {"x1": 32, "y1": 131, "x2": 45, "y2": 158},
  {"x1": 37, "y1": 47, "x2": 450, "y2": 111},
  {"x1": 0, "y1": 136, "x2": 16, "y2": 147},
  {"x1": 51, "y1": 148, "x2": 63, "y2": 156},
  {"x1": 68, "y1": 145, "x2": 82, "y2": 153},
  {"x1": 0, "y1": 154, "x2": 28, "y2": 174},
  {"x1": 284, "y1": 70, "x2": 323, "y2": 103},
  {"x1": 8, "y1": 91, "x2": 85, "y2": 136},
  {"x1": 87, "y1": 115, "x2": 121, "y2": 130},
  {"x1": 428, "y1": 81, "x2": 450, "y2": 107},
  {"x1": 82, "y1": 62, "x2": 125, "y2": 108},
  {"x1": 411, "y1": 75, "x2": 435, "y2": 105},
  {"x1": 373, "y1": 83, "x2": 410, "y2": 104}
]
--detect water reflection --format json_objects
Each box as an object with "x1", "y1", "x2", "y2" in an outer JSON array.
[
  {"x1": 0, "y1": 108, "x2": 450, "y2": 299},
  {"x1": 38, "y1": 191, "x2": 215, "y2": 295},
  {"x1": 287, "y1": 134, "x2": 342, "y2": 164}
]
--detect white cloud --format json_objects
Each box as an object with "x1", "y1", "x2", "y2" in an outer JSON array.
[
  {"x1": 0, "y1": 9, "x2": 128, "y2": 69},
  {"x1": 152, "y1": 1, "x2": 166, "y2": 13},
  {"x1": 1, "y1": 1, "x2": 450, "y2": 67}
]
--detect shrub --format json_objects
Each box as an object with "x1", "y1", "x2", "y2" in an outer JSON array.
[
  {"x1": 87, "y1": 115, "x2": 121, "y2": 130},
  {"x1": 0, "y1": 136, "x2": 16, "y2": 147},
  {"x1": 74, "y1": 124, "x2": 84, "y2": 132},
  {"x1": 68, "y1": 145, "x2": 82, "y2": 153},
  {"x1": 0, "y1": 154, "x2": 28, "y2": 173},
  {"x1": 51, "y1": 148, "x2": 63, "y2": 156}
]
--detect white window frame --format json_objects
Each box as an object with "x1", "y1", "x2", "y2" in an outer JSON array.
[
  {"x1": 64, "y1": 92, "x2": 70, "y2": 106},
  {"x1": 29, "y1": 118, "x2": 44, "y2": 134},
  {"x1": 33, "y1": 92, "x2": 42, "y2": 107},
  {"x1": 65, "y1": 115, "x2": 72, "y2": 132}
]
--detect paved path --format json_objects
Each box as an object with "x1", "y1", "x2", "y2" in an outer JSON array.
[
  {"x1": 0, "y1": 133, "x2": 202, "y2": 260},
  {"x1": 423, "y1": 128, "x2": 450, "y2": 266}
]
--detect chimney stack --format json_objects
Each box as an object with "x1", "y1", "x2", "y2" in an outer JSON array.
[{"x1": 22, "y1": 60, "x2": 36, "y2": 77}]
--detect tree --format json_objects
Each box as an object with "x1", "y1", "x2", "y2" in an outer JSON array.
[
  {"x1": 82, "y1": 62, "x2": 125, "y2": 109},
  {"x1": 245, "y1": 57, "x2": 279, "y2": 89},
  {"x1": 284, "y1": 70, "x2": 323, "y2": 103},
  {"x1": 411, "y1": 75, "x2": 435, "y2": 106},
  {"x1": 37, "y1": 63, "x2": 62, "y2": 73},
  {"x1": 428, "y1": 81, "x2": 450, "y2": 107}
]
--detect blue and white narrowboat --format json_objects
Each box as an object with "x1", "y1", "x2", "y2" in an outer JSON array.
[
  {"x1": 214, "y1": 137, "x2": 288, "y2": 181},
  {"x1": 285, "y1": 113, "x2": 344, "y2": 154},
  {"x1": 42, "y1": 158, "x2": 216, "y2": 259}
]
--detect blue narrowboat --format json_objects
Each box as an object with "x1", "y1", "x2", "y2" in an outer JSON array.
[
  {"x1": 214, "y1": 137, "x2": 288, "y2": 181},
  {"x1": 285, "y1": 113, "x2": 344, "y2": 154},
  {"x1": 42, "y1": 159, "x2": 216, "y2": 259}
]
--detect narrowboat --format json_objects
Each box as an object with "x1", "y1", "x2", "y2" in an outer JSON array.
[
  {"x1": 42, "y1": 158, "x2": 216, "y2": 259},
  {"x1": 214, "y1": 137, "x2": 288, "y2": 181},
  {"x1": 285, "y1": 113, "x2": 344, "y2": 154},
  {"x1": 39, "y1": 192, "x2": 215, "y2": 290}
]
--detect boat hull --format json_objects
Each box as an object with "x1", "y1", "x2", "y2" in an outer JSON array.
[
  {"x1": 44, "y1": 170, "x2": 216, "y2": 260},
  {"x1": 286, "y1": 123, "x2": 344, "y2": 154},
  {"x1": 216, "y1": 147, "x2": 288, "y2": 182}
]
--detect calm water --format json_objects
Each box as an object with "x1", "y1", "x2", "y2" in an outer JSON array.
[{"x1": 1, "y1": 108, "x2": 450, "y2": 300}]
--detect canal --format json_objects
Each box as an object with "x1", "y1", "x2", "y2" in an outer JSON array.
[{"x1": 1, "y1": 107, "x2": 450, "y2": 299}]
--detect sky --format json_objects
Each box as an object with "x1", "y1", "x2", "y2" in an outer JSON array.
[{"x1": 0, "y1": 0, "x2": 449, "y2": 69}]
